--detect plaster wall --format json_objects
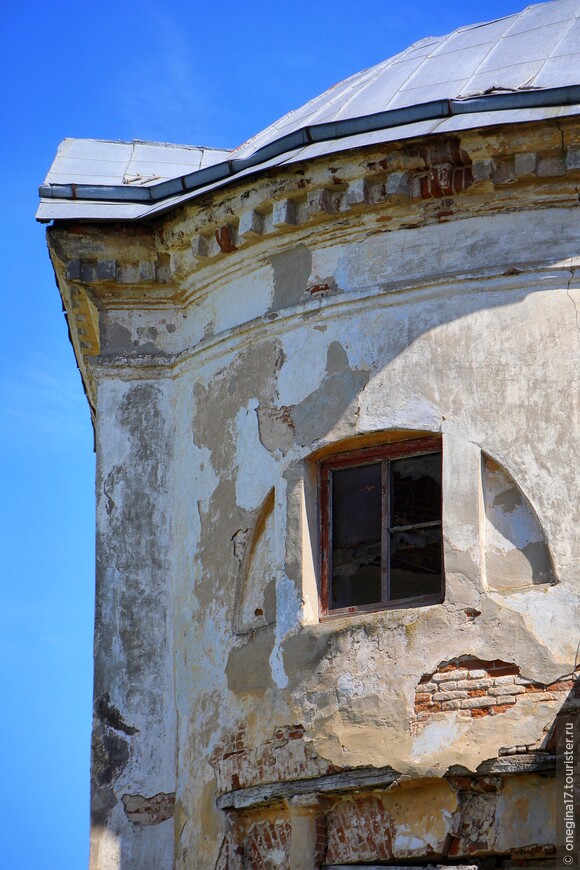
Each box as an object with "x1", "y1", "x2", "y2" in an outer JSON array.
[
  {"x1": 98, "y1": 209, "x2": 578, "y2": 867},
  {"x1": 91, "y1": 376, "x2": 178, "y2": 870},
  {"x1": 49, "y1": 123, "x2": 580, "y2": 868}
]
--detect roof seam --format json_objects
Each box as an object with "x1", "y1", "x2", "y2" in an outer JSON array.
[
  {"x1": 459, "y1": 4, "x2": 530, "y2": 97},
  {"x1": 39, "y1": 86, "x2": 580, "y2": 208},
  {"x1": 531, "y1": 7, "x2": 579, "y2": 84}
]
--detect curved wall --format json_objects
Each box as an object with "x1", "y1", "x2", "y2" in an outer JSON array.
[
  {"x1": 48, "y1": 119, "x2": 580, "y2": 869},
  {"x1": 167, "y1": 204, "x2": 578, "y2": 867}
]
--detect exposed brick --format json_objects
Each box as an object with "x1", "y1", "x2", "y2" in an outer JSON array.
[
  {"x1": 487, "y1": 663, "x2": 519, "y2": 677},
  {"x1": 528, "y1": 692, "x2": 557, "y2": 703},
  {"x1": 215, "y1": 225, "x2": 238, "y2": 253},
  {"x1": 433, "y1": 690, "x2": 468, "y2": 702},
  {"x1": 490, "y1": 685, "x2": 525, "y2": 697},
  {"x1": 210, "y1": 723, "x2": 332, "y2": 793},
  {"x1": 433, "y1": 669, "x2": 469, "y2": 683},
  {"x1": 549, "y1": 679, "x2": 574, "y2": 692},
  {"x1": 492, "y1": 704, "x2": 516, "y2": 715},
  {"x1": 460, "y1": 696, "x2": 498, "y2": 709},
  {"x1": 413, "y1": 657, "x2": 524, "y2": 725},
  {"x1": 326, "y1": 796, "x2": 392, "y2": 864},
  {"x1": 314, "y1": 815, "x2": 327, "y2": 869},
  {"x1": 442, "y1": 699, "x2": 463, "y2": 711},
  {"x1": 288, "y1": 728, "x2": 305, "y2": 740},
  {"x1": 457, "y1": 166, "x2": 472, "y2": 192},
  {"x1": 471, "y1": 708, "x2": 490, "y2": 718},
  {"x1": 121, "y1": 792, "x2": 175, "y2": 825},
  {"x1": 419, "y1": 174, "x2": 431, "y2": 198},
  {"x1": 244, "y1": 819, "x2": 291, "y2": 870},
  {"x1": 494, "y1": 695, "x2": 517, "y2": 707},
  {"x1": 493, "y1": 674, "x2": 516, "y2": 685},
  {"x1": 420, "y1": 681, "x2": 438, "y2": 692},
  {"x1": 456, "y1": 678, "x2": 493, "y2": 690},
  {"x1": 420, "y1": 137, "x2": 469, "y2": 169}
]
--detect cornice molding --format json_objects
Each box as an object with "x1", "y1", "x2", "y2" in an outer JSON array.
[{"x1": 46, "y1": 117, "x2": 580, "y2": 407}]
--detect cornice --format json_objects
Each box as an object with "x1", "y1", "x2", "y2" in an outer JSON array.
[
  {"x1": 46, "y1": 117, "x2": 580, "y2": 407},
  {"x1": 88, "y1": 263, "x2": 579, "y2": 386}
]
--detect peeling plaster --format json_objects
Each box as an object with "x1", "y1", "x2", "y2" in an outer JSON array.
[
  {"x1": 270, "y1": 244, "x2": 312, "y2": 312},
  {"x1": 412, "y1": 716, "x2": 462, "y2": 760},
  {"x1": 50, "y1": 120, "x2": 580, "y2": 869},
  {"x1": 234, "y1": 399, "x2": 279, "y2": 511},
  {"x1": 290, "y1": 341, "x2": 369, "y2": 445}
]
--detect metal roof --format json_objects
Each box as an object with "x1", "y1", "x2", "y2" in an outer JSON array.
[
  {"x1": 43, "y1": 138, "x2": 231, "y2": 188},
  {"x1": 37, "y1": 0, "x2": 580, "y2": 223}
]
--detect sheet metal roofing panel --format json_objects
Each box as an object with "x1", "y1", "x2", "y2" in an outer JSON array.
[
  {"x1": 43, "y1": 138, "x2": 231, "y2": 187},
  {"x1": 37, "y1": 200, "x2": 149, "y2": 222},
  {"x1": 37, "y1": 102, "x2": 580, "y2": 224},
  {"x1": 230, "y1": 0, "x2": 580, "y2": 159},
  {"x1": 37, "y1": 0, "x2": 580, "y2": 222},
  {"x1": 273, "y1": 103, "x2": 580, "y2": 160}
]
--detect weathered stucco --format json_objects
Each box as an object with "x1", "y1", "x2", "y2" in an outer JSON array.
[{"x1": 47, "y1": 115, "x2": 580, "y2": 868}]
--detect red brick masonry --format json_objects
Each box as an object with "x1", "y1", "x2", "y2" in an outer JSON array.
[
  {"x1": 413, "y1": 655, "x2": 575, "y2": 723},
  {"x1": 210, "y1": 723, "x2": 335, "y2": 794}
]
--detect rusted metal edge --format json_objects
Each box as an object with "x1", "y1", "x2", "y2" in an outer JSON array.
[
  {"x1": 38, "y1": 85, "x2": 580, "y2": 209},
  {"x1": 216, "y1": 753, "x2": 555, "y2": 811}
]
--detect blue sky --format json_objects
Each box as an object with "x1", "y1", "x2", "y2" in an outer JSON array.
[{"x1": 1, "y1": 0, "x2": 527, "y2": 866}]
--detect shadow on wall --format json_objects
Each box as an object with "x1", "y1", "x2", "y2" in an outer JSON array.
[
  {"x1": 482, "y1": 453, "x2": 555, "y2": 591},
  {"x1": 274, "y1": 265, "x2": 577, "y2": 454},
  {"x1": 541, "y1": 669, "x2": 580, "y2": 754}
]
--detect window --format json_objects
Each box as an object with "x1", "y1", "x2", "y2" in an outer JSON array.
[{"x1": 319, "y1": 437, "x2": 443, "y2": 614}]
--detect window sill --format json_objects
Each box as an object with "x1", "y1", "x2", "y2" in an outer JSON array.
[{"x1": 319, "y1": 592, "x2": 443, "y2": 621}]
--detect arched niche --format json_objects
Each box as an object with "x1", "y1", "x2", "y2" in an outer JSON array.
[
  {"x1": 233, "y1": 488, "x2": 276, "y2": 634},
  {"x1": 482, "y1": 454, "x2": 554, "y2": 592}
]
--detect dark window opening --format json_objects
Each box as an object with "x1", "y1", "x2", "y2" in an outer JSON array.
[{"x1": 319, "y1": 438, "x2": 443, "y2": 614}]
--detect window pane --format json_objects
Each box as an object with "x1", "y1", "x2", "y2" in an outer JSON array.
[
  {"x1": 389, "y1": 526, "x2": 442, "y2": 600},
  {"x1": 391, "y1": 452, "x2": 441, "y2": 527},
  {"x1": 331, "y1": 463, "x2": 382, "y2": 608}
]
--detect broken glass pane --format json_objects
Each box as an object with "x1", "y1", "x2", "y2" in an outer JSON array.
[{"x1": 391, "y1": 452, "x2": 441, "y2": 527}]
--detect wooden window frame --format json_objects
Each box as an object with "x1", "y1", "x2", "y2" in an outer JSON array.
[{"x1": 319, "y1": 436, "x2": 443, "y2": 617}]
